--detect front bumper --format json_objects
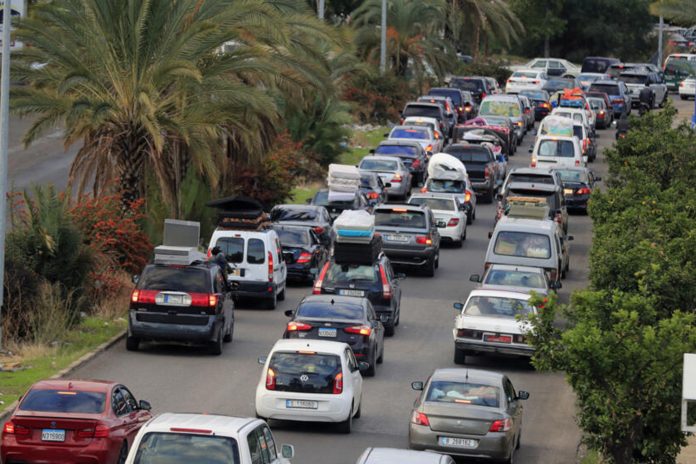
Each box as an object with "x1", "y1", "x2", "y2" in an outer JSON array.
[
  {"x1": 409, "y1": 423, "x2": 513, "y2": 460},
  {"x1": 382, "y1": 246, "x2": 436, "y2": 267},
  {"x1": 454, "y1": 338, "x2": 534, "y2": 358},
  {"x1": 255, "y1": 390, "x2": 352, "y2": 423},
  {"x1": 129, "y1": 311, "x2": 219, "y2": 343},
  {"x1": 229, "y1": 280, "x2": 277, "y2": 299}
]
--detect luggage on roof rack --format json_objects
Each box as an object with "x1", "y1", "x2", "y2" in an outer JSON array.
[
  {"x1": 206, "y1": 196, "x2": 270, "y2": 229},
  {"x1": 327, "y1": 164, "x2": 361, "y2": 193},
  {"x1": 334, "y1": 210, "x2": 375, "y2": 244},
  {"x1": 333, "y1": 235, "x2": 383, "y2": 266}
]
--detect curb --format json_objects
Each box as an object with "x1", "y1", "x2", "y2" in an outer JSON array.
[{"x1": 0, "y1": 330, "x2": 126, "y2": 423}]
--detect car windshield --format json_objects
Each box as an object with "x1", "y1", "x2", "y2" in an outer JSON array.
[
  {"x1": 620, "y1": 75, "x2": 647, "y2": 84},
  {"x1": 271, "y1": 208, "x2": 317, "y2": 222},
  {"x1": 479, "y1": 100, "x2": 521, "y2": 117},
  {"x1": 484, "y1": 269, "x2": 546, "y2": 288},
  {"x1": 133, "y1": 433, "x2": 240, "y2": 464},
  {"x1": 139, "y1": 267, "x2": 209, "y2": 293},
  {"x1": 538, "y1": 139, "x2": 576, "y2": 158},
  {"x1": 463, "y1": 295, "x2": 535, "y2": 317},
  {"x1": 296, "y1": 301, "x2": 365, "y2": 321},
  {"x1": 427, "y1": 179, "x2": 465, "y2": 193},
  {"x1": 429, "y1": 89, "x2": 462, "y2": 105},
  {"x1": 374, "y1": 209, "x2": 426, "y2": 228},
  {"x1": 325, "y1": 262, "x2": 379, "y2": 284},
  {"x1": 588, "y1": 99, "x2": 604, "y2": 110},
  {"x1": 555, "y1": 169, "x2": 589, "y2": 183},
  {"x1": 20, "y1": 389, "x2": 106, "y2": 414},
  {"x1": 375, "y1": 145, "x2": 418, "y2": 156},
  {"x1": 390, "y1": 128, "x2": 429, "y2": 140},
  {"x1": 589, "y1": 84, "x2": 619, "y2": 95},
  {"x1": 360, "y1": 159, "x2": 399, "y2": 172},
  {"x1": 426, "y1": 381, "x2": 500, "y2": 408},
  {"x1": 578, "y1": 74, "x2": 601, "y2": 82},
  {"x1": 314, "y1": 191, "x2": 354, "y2": 208},
  {"x1": 546, "y1": 79, "x2": 574, "y2": 89},
  {"x1": 274, "y1": 227, "x2": 311, "y2": 247},
  {"x1": 360, "y1": 175, "x2": 377, "y2": 189},
  {"x1": 450, "y1": 78, "x2": 483, "y2": 92},
  {"x1": 494, "y1": 231, "x2": 552, "y2": 259},
  {"x1": 269, "y1": 352, "x2": 341, "y2": 394},
  {"x1": 409, "y1": 197, "x2": 455, "y2": 211}
]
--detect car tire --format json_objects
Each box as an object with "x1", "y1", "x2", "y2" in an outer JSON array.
[
  {"x1": 117, "y1": 442, "x2": 128, "y2": 464},
  {"x1": 223, "y1": 323, "x2": 233, "y2": 343},
  {"x1": 423, "y1": 256, "x2": 436, "y2": 277},
  {"x1": 516, "y1": 430, "x2": 522, "y2": 450},
  {"x1": 210, "y1": 331, "x2": 223, "y2": 356},
  {"x1": 453, "y1": 348, "x2": 467, "y2": 365},
  {"x1": 472, "y1": 208, "x2": 477, "y2": 221},
  {"x1": 354, "y1": 398, "x2": 362, "y2": 418},
  {"x1": 462, "y1": 228, "x2": 467, "y2": 241},
  {"x1": 377, "y1": 345, "x2": 384, "y2": 364},
  {"x1": 265, "y1": 293, "x2": 277, "y2": 310},
  {"x1": 435, "y1": 253, "x2": 440, "y2": 269},
  {"x1": 126, "y1": 337, "x2": 140, "y2": 352},
  {"x1": 337, "y1": 408, "x2": 352, "y2": 434},
  {"x1": 484, "y1": 187, "x2": 494, "y2": 204},
  {"x1": 466, "y1": 211, "x2": 473, "y2": 225},
  {"x1": 454, "y1": 238, "x2": 463, "y2": 248},
  {"x1": 364, "y1": 349, "x2": 377, "y2": 377},
  {"x1": 278, "y1": 286, "x2": 285, "y2": 301},
  {"x1": 504, "y1": 447, "x2": 516, "y2": 464},
  {"x1": 384, "y1": 323, "x2": 395, "y2": 337}
]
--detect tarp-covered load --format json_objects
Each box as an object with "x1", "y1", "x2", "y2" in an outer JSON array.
[
  {"x1": 538, "y1": 115, "x2": 575, "y2": 137},
  {"x1": 327, "y1": 164, "x2": 361, "y2": 193},
  {"x1": 206, "y1": 196, "x2": 270, "y2": 229},
  {"x1": 427, "y1": 153, "x2": 468, "y2": 181},
  {"x1": 334, "y1": 210, "x2": 375, "y2": 244}
]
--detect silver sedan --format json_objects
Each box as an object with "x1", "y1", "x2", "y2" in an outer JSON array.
[{"x1": 358, "y1": 155, "x2": 412, "y2": 200}]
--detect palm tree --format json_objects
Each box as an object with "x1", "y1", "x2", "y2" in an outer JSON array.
[
  {"x1": 449, "y1": 0, "x2": 524, "y2": 58},
  {"x1": 12, "y1": 0, "x2": 339, "y2": 217}
]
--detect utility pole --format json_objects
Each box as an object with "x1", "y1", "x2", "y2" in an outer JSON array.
[
  {"x1": 318, "y1": 0, "x2": 325, "y2": 20},
  {"x1": 0, "y1": 0, "x2": 12, "y2": 351},
  {"x1": 657, "y1": 15, "x2": 664, "y2": 68},
  {"x1": 379, "y1": 0, "x2": 387, "y2": 74}
]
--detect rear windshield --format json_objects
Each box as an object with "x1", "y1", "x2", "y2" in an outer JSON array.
[
  {"x1": 429, "y1": 89, "x2": 462, "y2": 105},
  {"x1": 545, "y1": 79, "x2": 574, "y2": 90},
  {"x1": 296, "y1": 301, "x2": 365, "y2": 321},
  {"x1": 274, "y1": 228, "x2": 311, "y2": 247},
  {"x1": 402, "y1": 105, "x2": 441, "y2": 119},
  {"x1": 325, "y1": 262, "x2": 379, "y2": 285},
  {"x1": 538, "y1": 139, "x2": 576, "y2": 158},
  {"x1": 20, "y1": 390, "x2": 106, "y2": 414},
  {"x1": 520, "y1": 90, "x2": 547, "y2": 100},
  {"x1": 427, "y1": 179, "x2": 464, "y2": 193},
  {"x1": 484, "y1": 269, "x2": 546, "y2": 288},
  {"x1": 359, "y1": 158, "x2": 399, "y2": 172},
  {"x1": 450, "y1": 78, "x2": 483, "y2": 92},
  {"x1": 588, "y1": 99, "x2": 604, "y2": 110},
  {"x1": 582, "y1": 58, "x2": 615, "y2": 73},
  {"x1": 139, "y1": 266, "x2": 209, "y2": 293},
  {"x1": 512, "y1": 71, "x2": 537, "y2": 78},
  {"x1": 271, "y1": 208, "x2": 317, "y2": 222},
  {"x1": 269, "y1": 352, "x2": 341, "y2": 394},
  {"x1": 409, "y1": 197, "x2": 455, "y2": 211},
  {"x1": 390, "y1": 128, "x2": 429, "y2": 140},
  {"x1": 508, "y1": 173, "x2": 554, "y2": 184},
  {"x1": 374, "y1": 209, "x2": 426, "y2": 228},
  {"x1": 446, "y1": 149, "x2": 491, "y2": 163},
  {"x1": 620, "y1": 75, "x2": 647, "y2": 84},
  {"x1": 494, "y1": 231, "x2": 552, "y2": 259},
  {"x1": 134, "y1": 433, "x2": 240, "y2": 464},
  {"x1": 426, "y1": 381, "x2": 500, "y2": 408},
  {"x1": 314, "y1": 191, "x2": 354, "y2": 208},
  {"x1": 464, "y1": 295, "x2": 535, "y2": 317},
  {"x1": 555, "y1": 169, "x2": 589, "y2": 183},
  {"x1": 215, "y1": 237, "x2": 244, "y2": 264},
  {"x1": 589, "y1": 84, "x2": 619, "y2": 95},
  {"x1": 247, "y1": 238, "x2": 265, "y2": 264},
  {"x1": 479, "y1": 100, "x2": 521, "y2": 118},
  {"x1": 375, "y1": 145, "x2": 417, "y2": 157}
]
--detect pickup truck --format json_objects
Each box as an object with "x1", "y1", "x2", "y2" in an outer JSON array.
[{"x1": 443, "y1": 144, "x2": 502, "y2": 203}]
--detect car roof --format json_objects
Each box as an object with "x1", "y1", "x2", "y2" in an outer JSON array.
[
  {"x1": 300, "y1": 294, "x2": 367, "y2": 307},
  {"x1": 361, "y1": 448, "x2": 449, "y2": 464},
  {"x1": 430, "y1": 367, "x2": 506, "y2": 384},
  {"x1": 30, "y1": 379, "x2": 117, "y2": 392},
  {"x1": 271, "y1": 338, "x2": 351, "y2": 355},
  {"x1": 620, "y1": 70, "x2": 649, "y2": 76},
  {"x1": 510, "y1": 167, "x2": 556, "y2": 176},
  {"x1": 552, "y1": 166, "x2": 590, "y2": 173},
  {"x1": 486, "y1": 264, "x2": 545, "y2": 273},
  {"x1": 507, "y1": 181, "x2": 559, "y2": 193},
  {"x1": 273, "y1": 204, "x2": 322, "y2": 212},
  {"x1": 497, "y1": 216, "x2": 557, "y2": 232},
  {"x1": 409, "y1": 193, "x2": 457, "y2": 201},
  {"x1": 467, "y1": 288, "x2": 533, "y2": 300},
  {"x1": 392, "y1": 125, "x2": 431, "y2": 132},
  {"x1": 378, "y1": 140, "x2": 423, "y2": 148},
  {"x1": 429, "y1": 87, "x2": 460, "y2": 93},
  {"x1": 142, "y1": 413, "x2": 259, "y2": 437},
  {"x1": 363, "y1": 155, "x2": 402, "y2": 163},
  {"x1": 376, "y1": 203, "x2": 427, "y2": 212},
  {"x1": 536, "y1": 135, "x2": 577, "y2": 143},
  {"x1": 592, "y1": 80, "x2": 620, "y2": 85},
  {"x1": 483, "y1": 95, "x2": 519, "y2": 101},
  {"x1": 405, "y1": 102, "x2": 441, "y2": 109}
]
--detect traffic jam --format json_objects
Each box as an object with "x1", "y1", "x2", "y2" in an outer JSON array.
[{"x1": 5, "y1": 57, "x2": 648, "y2": 464}]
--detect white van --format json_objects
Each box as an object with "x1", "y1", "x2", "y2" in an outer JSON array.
[
  {"x1": 530, "y1": 135, "x2": 584, "y2": 168},
  {"x1": 209, "y1": 228, "x2": 287, "y2": 309},
  {"x1": 484, "y1": 216, "x2": 571, "y2": 284}
]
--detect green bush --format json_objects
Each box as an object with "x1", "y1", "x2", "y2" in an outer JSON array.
[
  {"x1": 455, "y1": 61, "x2": 513, "y2": 85},
  {"x1": 343, "y1": 71, "x2": 413, "y2": 124}
]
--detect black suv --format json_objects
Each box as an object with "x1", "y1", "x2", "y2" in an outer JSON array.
[
  {"x1": 270, "y1": 204, "x2": 333, "y2": 245},
  {"x1": 373, "y1": 204, "x2": 441, "y2": 276},
  {"x1": 448, "y1": 76, "x2": 493, "y2": 104},
  {"x1": 313, "y1": 253, "x2": 403, "y2": 336},
  {"x1": 310, "y1": 189, "x2": 371, "y2": 220},
  {"x1": 128, "y1": 261, "x2": 235, "y2": 355},
  {"x1": 372, "y1": 140, "x2": 428, "y2": 187}
]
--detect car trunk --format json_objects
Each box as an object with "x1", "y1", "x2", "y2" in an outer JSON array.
[
  {"x1": 10, "y1": 412, "x2": 103, "y2": 447},
  {"x1": 282, "y1": 246, "x2": 309, "y2": 265},
  {"x1": 423, "y1": 403, "x2": 503, "y2": 436},
  {"x1": 322, "y1": 280, "x2": 385, "y2": 308},
  {"x1": 294, "y1": 318, "x2": 366, "y2": 347}
]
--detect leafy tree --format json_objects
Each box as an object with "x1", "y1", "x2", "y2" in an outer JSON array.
[
  {"x1": 650, "y1": 0, "x2": 696, "y2": 25},
  {"x1": 510, "y1": 0, "x2": 566, "y2": 57}
]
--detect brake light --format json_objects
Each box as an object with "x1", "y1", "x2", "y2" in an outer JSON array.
[
  {"x1": 542, "y1": 102, "x2": 551, "y2": 109},
  {"x1": 3, "y1": 421, "x2": 31, "y2": 436},
  {"x1": 575, "y1": 159, "x2": 581, "y2": 166},
  {"x1": 333, "y1": 372, "x2": 343, "y2": 394},
  {"x1": 425, "y1": 144, "x2": 433, "y2": 152},
  {"x1": 484, "y1": 166, "x2": 490, "y2": 178},
  {"x1": 287, "y1": 321, "x2": 313, "y2": 332},
  {"x1": 415, "y1": 235, "x2": 433, "y2": 246},
  {"x1": 312, "y1": 226, "x2": 325, "y2": 235},
  {"x1": 313, "y1": 262, "x2": 329, "y2": 295},
  {"x1": 131, "y1": 289, "x2": 157, "y2": 304},
  {"x1": 447, "y1": 218, "x2": 460, "y2": 227},
  {"x1": 554, "y1": 212, "x2": 562, "y2": 224},
  {"x1": 345, "y1": 325, "x2": 372, "y2": 336},
  {"x1": 489, "y1": 418, "x2": 513, "y2": 432},
  {"x1": 265, "y1": 368, "x2": 276, "y2": 390},
  {"x1": 411, "y1": 411, "x2": 430, "y2": 426},
  {"x1": 412, "y1": 158, "x2": 421, "y2": 169},
  {"x1": 379, "y1": 264, "x2": 393, "y2": 300},
  {"x1": 457, "y1": 329, "x2": 480, "y2": 338},
  {"x1": 391, "y1": 174, "x2": 402, "y2": 183},
  {"x1": 576, "y1": 187, "x2": 591, "y2": 195},
  {"x1": 296, "y1": 252, "x2": 312, "y2": 264},
  {"x1": 400, "y1": 118, "x2": 404, "y2": 124},
  {"x1": 76, "y1": 424, "x2": 110, "y2": 439},
  {"x1": 515, "y1": 121, "x2": 523, "y2": 127},
  {"x1": 612, "y1": 97, "x2": 624, "y2": 104},
  {"x1": 420, "y1": 186, "x2": 427, "y2": 193},
  {"x1": 549, "y1": 269, "x2": 558, "y2": 282},
  {"x1": 481, "y1": 92, "x2": 487, "y2": 99},
  {"x1": 268, "y1": 252, "x2": 274, "y2": 283},
  {"x1": 465, "y1": 191, "x2": 472, "y2": 202},
  {"x1": 206, "y1": 248, "x2": 212, "y2": 258}
]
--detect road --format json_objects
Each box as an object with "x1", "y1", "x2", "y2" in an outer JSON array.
[{"x1": 12, "y1": 97, "x2": 696, "y2": 463}]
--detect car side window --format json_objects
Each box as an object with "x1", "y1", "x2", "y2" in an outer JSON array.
[
  {"x1": 247, "y1": 430, "x2": 264, "y2": 464},
  {"x1": 345, "y1": 349, "x2": 358, "y2": 372},
  {"x1": 111, "y1": 388, "x2": 128, "y2": 416},
  {"x1": 119, "y1": 386, "x2": 138, "y2": 413},
  {"x1": 262, "y1": 426, "x2": 278, "y2": 461},
  {"x1": 504, "y1": 378, "x2": 517, "y2": 403}
]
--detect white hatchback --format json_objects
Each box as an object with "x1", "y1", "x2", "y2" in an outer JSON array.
[
  {"x1": 530, "y1": 135, "x2": 584, "y2": 168},
  {"x1": 255, "y1": 339, "x2": 366, "y2": 433},
  {"x1": 407, "y1": 193, "x2": 467, "y2": 246},
  {"x1": 125, "y1": 413, "x2": 294, "y2": 464},
  {"x1": 679, "y1": 77, "x2": 696, "y2": 100},
  {"x1": 505, "y1": 70, "x2": 548, "y2": 94}
]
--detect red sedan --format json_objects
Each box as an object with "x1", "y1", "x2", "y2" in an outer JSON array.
[{"x1": 2, "y1": 379, "x2": 152, "y2": 464}]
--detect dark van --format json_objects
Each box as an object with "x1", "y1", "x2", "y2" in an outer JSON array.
[{"x1": 581, "y1": 56, "x2": 621, "y2": 74}]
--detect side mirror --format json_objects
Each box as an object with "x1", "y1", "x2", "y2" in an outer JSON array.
[
  {"x1": 284, "y1": 309, "x2": 294, "y2": 317},
  {"x1": 517, "y1": 391, "x2": 530, "y2": 400},
  {"x1": 496, "y1": 193, "x2": 503, "y2": 201},
  {"x1": 567, "y1": 235, "x2": 574, "y2": 241},
  {"x1": 528, "y1": 148, "x2": 533, "y2": 153},
  {"x1": 139, "y1": 400, "x2": 152, "y2": 411},
  {"x1": 132, "y1": 275, "x2": 140, "y2": 285},
  {"x1": 369, "y1": 149, "x2": 375, "y2": 154},
  {"x1": 453, "y1": 302, "x2": 464, "y2": 311},
  {"x1": 281, "y1": 444, "x2": 295, "y2": 459},
  {"x1": 257, "y1": 356, "x2": 268, "y2": 365},
  {"x1": 384, "y1": 133, "x2": 390, "y2": 137},
  {"x1": 411, "y1": 381, "x2": 424, "y2": 391},
  {"x1": 488, "y1": 231, "x2": 493, "y2": 239},
  {"x1": 358, "y1": 361, "x2": 370, "y2": 373},
  {"x1": 469, "y1": 274, "x2": 481, "y2": 283}
]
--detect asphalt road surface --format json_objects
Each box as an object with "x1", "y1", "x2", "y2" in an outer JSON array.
[{"x1": 11, "y1": 96, "x2": 696, "y2": 464}]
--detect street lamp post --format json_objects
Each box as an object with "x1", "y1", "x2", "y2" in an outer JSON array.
[
  {"x1": 379, "y1": 0, "x2": 386, "y2": 74},
  {"x1": 0, "y1": 0, "x2": 12, "y2": 351},
  {"x1": 318, "y1": 0, "x2": 325, "y2": 20}
]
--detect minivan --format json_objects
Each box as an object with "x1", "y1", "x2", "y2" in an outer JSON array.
[
  {"x1": 530, "y1": 135, "x2": 584, "y2": 168},
  {"x1": 208, "y1": 228, "x2": 287, "y2": 309},
  {"x1": 485, "y1": 217, "x2": 571, "y2": 284},
  {"x1": 581, "y1": 56, "x2": 621, "y2": 74}
]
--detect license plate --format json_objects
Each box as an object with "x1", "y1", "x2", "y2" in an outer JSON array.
[
  {"x1": 484, "y1": 334, "x2": 512, "y2": 343},
  {"x1": 385, "y1": 234, "x2": 409, "y2": 242},
  {"x1": 164, "y1": 294, "x2": 183, "y2": 304},
  {"x1": 286, "y1": 400, "x2": 318, "y2": 409},
  {"x1": 230, "y1": 268, "x2": 243, "y2": 276},
  {"x1": 338, "y1": 289, "x2": 365, "y2": 297},
  {"x1": 564, "y1": 188, "x2": 573, "y2": 195},
  {"x1": 318, "y1": 328, "x2": 337, "y2": 338},
  {"x1": 41, "y1": 429, "x2": 65, "y2": 442},
  {"x1": 438, "y1": 437, "x2": 478, "y2": 448}
]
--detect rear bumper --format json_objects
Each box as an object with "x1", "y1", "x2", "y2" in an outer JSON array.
[
  {"x1": 1, "y1": 437, "x2": 114, "y2": 464},
  {"x1": 128, "y1": 311, "x2": 219, "y2": 342},
  {"x1": 286, "y1": 263, "x2": 316, "y2": 281},
  {"x1": 565, "y1": 195, "x2": 590, "y2": 209},
  {"x1": 454, "y1": 339, "x2": 534, "y2": 357},
  {"x1": 255, "y1": 391, "x2": 352, "y2": 423},
  {"x1": 534, "y1": 108, "x2": 550, "y2": 120},
  {"x1": 382, "y1": 247, "x2": 436, "y2": 267},
  {"x1": 229, "y1": 280, "x2": 276, "y2": 299},
  {"x1": 471, "y1": 179, "x2": 493, "y2": 192},
  {"x1": 409, "y1": 424, "x2": 513, "y2": 460}
]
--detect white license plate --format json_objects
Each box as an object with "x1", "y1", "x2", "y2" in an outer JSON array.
[
  {"x1": 230, "y1": 268, "x2": 243, "y2": 276},
  {"x1": 338, "y1": 289, "x2": 365, "y2": 297},
  {"x1": 564, "y1": 188, "x2": 573, "y2": 195},
  {"x1": 164, "y1": 294, "x2": 183, "y2": 304},
  {"x1": 385, "y1": 234, "x2": 409, "y2": 242},
  {"x1": 286, "y1": 400, "x2": 318, "y2": 410},
  {"x1": 41, "y1": 429, "x2": 65, "y2": 442},
  {"x1": 318, "y1": 328, "x2": 337, "y2": 337},
  {"x1": 438, "y1": 437, "x2": 478, "y2": 448}
]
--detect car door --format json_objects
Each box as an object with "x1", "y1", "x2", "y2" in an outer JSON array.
[
  {"x1": 345, "y1": 348, "x2": 363, "y2": 410},
  {"x1": 549, "y1": 60, "x2": 566, "y2": 77},
  {"x1": 273, "y1": 236, "x2": 287, "y2": 286},
  {"x1": 119, "y1": 386, "x2": 151, "y2": 442},
  {"x1": 215, "y1": 269, "x2": 234, "y2": 333},
  {"x1": 385, "y1": 258, "x2": 402, "y2": 310},
  {"x1": 366, "y1": 302, "x2": 384, "y2": 354},
  {"x1": 110, "y1": 387, "x2": 131, "y2": 444},
  {"x1": 503, "y1": 378, "x2": 524, "y2": 434}
]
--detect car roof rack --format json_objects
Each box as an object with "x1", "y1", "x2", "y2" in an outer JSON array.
[{"x1": 153, "y1": 245, "x2": 207, "y2": 266}]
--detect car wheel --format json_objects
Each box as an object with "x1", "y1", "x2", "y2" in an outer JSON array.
[
  {"x1": 516, "y1": 430, "x2": 522, "y2": 450},
  {"x1": 126, "y1": 337, "x2": 140, "y2": 352},
  {"x1": 354, "y1": 398, "x2": 362, "y2": 419},
  {"x1": 377, "y1": 345, "x2": 384, "y2": 364},
  {"x1": 462, "y1": 228, "x2": 467, "y2": 241},
  {"x1": 453, "y1": 348, "x2": 467, "y2": 365},
  {"x1": 278, "y1": 286, "x2": 285, "y2": 301},
  {"x1": 384, "y1": 323, "x2": 395, "y2": 337},
  {"x1": 423, "y1": 257, "x2": 436, "y2": 277},
  {"x1": 337, "y1": 408, "x2": 353, "y2": 434},
  {"x1": 364, "y1": 349, "x2": 377, "y2": 377},
  {"x1": 504, "y1": 447, "x2": 516, "y2": 464},
  {"x1": 484, "y1": 187, "x2": 494, "y2": 204},
  {"x1": 264, "y1": 293, "x2": 277, "y2": 310},
  {"x1": 210, "y1": 330, "x2": 223, "y2": 356},
  {"x1": 466, "y1": 210, "x2": 473, "y2": 225},
  {"x1": 117, "y1": 442, "x2": 128, "y2": 464},
  {"x1": 435, "y1": 253, "x2": 440, "y2": 269},
  {"x1": 394, "y1": 306, "x2": 401, "y2": 326},
  {"x1": 223, "y1": 322, "x2": 233, "y2": 343},
  {"x1": 472, "y1": 208, "x2": 477, "y2": 221}
]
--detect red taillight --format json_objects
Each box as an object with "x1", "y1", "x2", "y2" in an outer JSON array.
[
  {"x1": 379, "y1": 264, "x2": 393, "y2": 300},
  {"x1": 345, "y1": 325, "x2": 372, "y2": 336},
  {"x1": 266, "y1": 368, "x2": 276, "y2": 390},
  {"x1": 575, "y1": 159, "x2": 581, "y2": 166},
  {"x1": 576, "y1": 187, "x2": 591, "y2": 195},
  {"x1": 296, "y1": 252, "x2": 312, "y2": 264},
  {"x1": 333, "y1": 372, "x2": 344, "y2": 394},
  {"x1": 447, "y1": 218, "x2": 459, "y2": 227},
  {"x1": 542, "y1": 102, "x2": 551, "y2": 109},
  {"x1": 209, "y1": 294, "x2": 218, "y2": 307},
  {"x1": 555, "y1": 212, "x2": 562, "y2": 224},
  {"x1": 411, "y1": 411, "x2": 430, "y2": 426},
  {"x1": 391, "y1": 174, "x2": 402, "y2": 183},
  {"x1": 481, "y1": 92, "x2": 487, "y2": 99},
  {"x1": 76, "y1": 424, "x2": 110, "y2": 439},
  {"x1": 367, "y1": 192, "x2": 380, "y2": 200},
  {"x1": 312, "y1": 226, "x2": 325, "y2": 235},
  {"x1": 465, "y1": 191, "x2": 472, "y2": 202},
  {"x1": 549, "y1": 269, "x2": 558, "y2": 282},
  {"x1": 268, "y1": 251, "x2": 274, "y2": 283},
  {"x1": 131, "y1": 289, "x2": 157, "y2": 304},
  {"x1": 420, "y1": 186, "x2": 427, "y2": 193},
  {"x1": 400, "y1": 118, "x2": 404, "y2": 124},
  {"x1": 189, "y1": 293, "x2": 218, "y2": 308},
  {"x1": 313, "y1": 262, "x2": 330, "y2": 295},
  {"x1": 484, "y1": 166, "x2": 490, "y2": 178},
  {"x1": 287, "y1": 321, "x2": 313, "y2": 332},
  {"x1": 415, "y1": 235, "x2": 433, "y2": 246},
  {"x1": 612, "y1": 98, "x2": 624, "y2": 104},
  {"x1": 206, "y1": 248, "x2": 212, "y2": 258},
  {"x1": 3, "y1": 421, "x2": 31, "y2": 436},
  {"x1": 425, "y1": 144, "x2": 433, "y2": 153},
  {"x1": 489, "y1": 418, "x2": 513, "y2": 432},
  {"x1": 412, "y1": 158, "x2": 421, "y2": 169}
]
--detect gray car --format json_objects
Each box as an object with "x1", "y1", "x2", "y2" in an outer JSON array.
[
  {"x1": 356, "y1": 448, "x2": 454, "y2": 464},
  {"x1": 409, "y1": 368, "x2": 529, "y2": 463},
  {"x1": 358, "y1": 155, "x2": 412, "y2": 200}
]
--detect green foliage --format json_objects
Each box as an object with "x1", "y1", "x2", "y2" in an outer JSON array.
[
  {"x1": 509, "y1": 0, "x2": 566, "y2": 55},
  {"x1": 650, "y1": 0, "x2": 696, "y2": 26},
  {"x1": 343, "y1": 70, "x2": 413, "y2": 124},
  {"x1": 456, "y1": 61, "x2": 513, "y2": 85}
]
